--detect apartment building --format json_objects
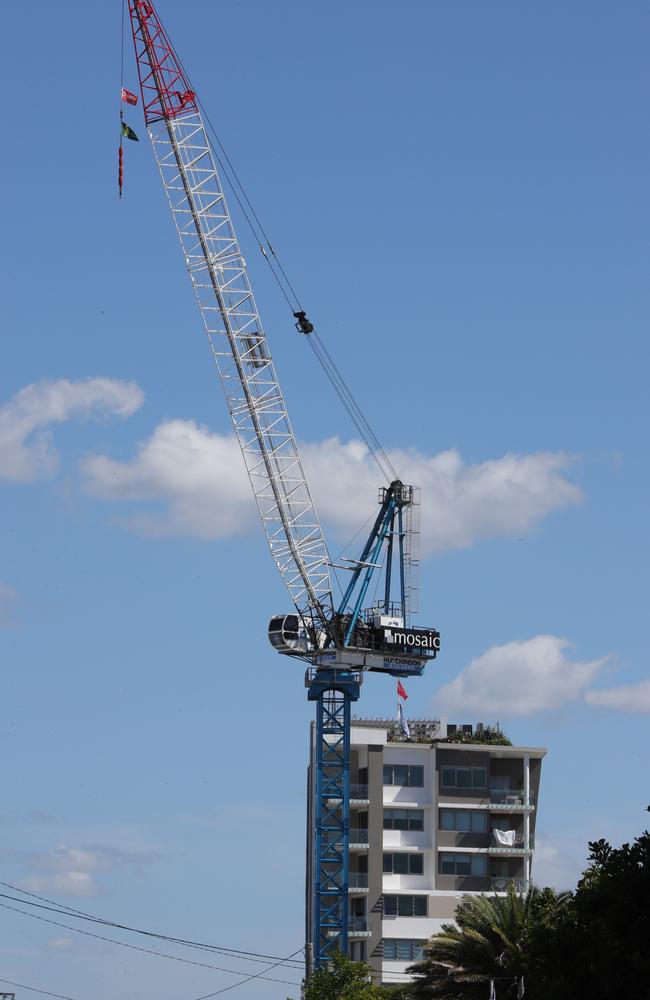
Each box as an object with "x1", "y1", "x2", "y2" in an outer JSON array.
[{"x1": 306, "y1": 717, "x2": 545, "y2": 985}]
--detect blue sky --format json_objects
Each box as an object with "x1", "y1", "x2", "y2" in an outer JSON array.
[{"x1": 1, "y1": 0, "x2": 649, "y2": 997}]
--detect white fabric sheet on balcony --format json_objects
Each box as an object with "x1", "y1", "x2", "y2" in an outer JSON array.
[{"x1": 493, "y1": 828, "x2": 516, "y2": 846}]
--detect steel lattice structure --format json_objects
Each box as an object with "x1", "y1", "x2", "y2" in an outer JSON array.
[
  {"x1": 308, "y1": 670, "x2": 361, "y2": 960},
  {"x1": 127, "y1": 0, "x2": 439, "y2": 974},
  {"x1": 129, "y1": 1, "x2": 332, "y2": 617}
]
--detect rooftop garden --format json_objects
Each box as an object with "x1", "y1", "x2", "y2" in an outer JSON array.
[
  {"x1": 442, "y1": 725, "x2": 512, "y2": 746},
  {"x1": 387, "y1": 723, "x2": 512, "y2": 746}
]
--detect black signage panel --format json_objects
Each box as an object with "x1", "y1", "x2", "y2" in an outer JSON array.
[{"x1": 383, "y1": 626, "x2": 441, "y2": 652}]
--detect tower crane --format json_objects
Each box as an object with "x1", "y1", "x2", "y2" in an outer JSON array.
[{"x1": 125, "y1": 0, "x2": 440, "y2": 970}]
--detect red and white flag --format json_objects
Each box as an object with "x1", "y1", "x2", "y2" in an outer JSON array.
[
  {"x1": 121, "y1": 87, "x2": 138, "y2": 106},
  {"x1": 397, "y1": 680, "x2": 408, "y2": 700}
]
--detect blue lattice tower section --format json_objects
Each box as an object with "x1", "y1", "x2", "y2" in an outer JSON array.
[{"x1": 308, "y1": 669, "x2": 362, "y2": 965}]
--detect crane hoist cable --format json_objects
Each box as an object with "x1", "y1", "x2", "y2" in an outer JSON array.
[
  {"x1": 303, "y1": 328, "x2": 398, "y2": 482},
  {"x1": 160, "y1": 18, "x2": 397, "y2": 485}
]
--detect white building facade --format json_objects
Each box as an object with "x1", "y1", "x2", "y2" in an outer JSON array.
[{"x1": 306, "y1": 718, "x2": 545, "y2": 985}]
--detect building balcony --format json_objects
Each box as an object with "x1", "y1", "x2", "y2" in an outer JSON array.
[
  {"x1": 489, "y1": 833, "x2": 534, "y2": 853},
  {"x1": 349, "y1": 828, "x2": 369, "y2": 848},
  {"x1": 348, "y1": 917, "x2": 371, "y2": 936},
  {"x1": 348, "y1": 873, "x2": 369, "y2": 892},
  {"x1": 491, "y1": 877, "x2": 530, "y2": 893},
  {"x1": 489, "y1": 789, "x2": 535, "y2": 809},
  {"x1": 325, "y1": 784, "x2": 369, "y2": 807}
]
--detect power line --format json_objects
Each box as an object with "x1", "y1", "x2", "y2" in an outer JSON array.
[
  {"x1": 189, "y1": 948, "x2": 305, "y2": 1000},
  {"x1": 0, "y1": 882, "x2": 302, "y2": 967},
  {"x1": 0, "y1": 901, "x2": 300, "y2": 988},
  {"x1": 0, "y1": 979, "x2": 80, "y2": 1000}
]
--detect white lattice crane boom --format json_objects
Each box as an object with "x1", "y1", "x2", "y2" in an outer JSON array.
[
  {"x1": 126, "y1": 0, "x2": 440, "y2": 969},
  {"x1": 128, "y1": 1, "x2": 332, "y2": 618}
]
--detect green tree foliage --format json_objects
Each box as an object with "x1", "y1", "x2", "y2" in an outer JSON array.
[
  {"x1": 444, "y1": 726, "x2": 512, "y2": 747},
  {"x1": 296, "y1": 827, "x2": 649, "y2": 1000},
  {"x1": 299, "y1": 951, "x2": 388, "y2": 1000},
  {"x1": 407, "y1": 826, "x2": 650, "y2": 999},
  {"x1": 407, "y1": 884, "x2": 568, "y2": 998},
  {"x1": 527, "y1": 831, "x2": 650, "y2": 999}
]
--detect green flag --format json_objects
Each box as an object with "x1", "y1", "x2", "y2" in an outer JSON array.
[{"x1": 121, "y1": 121, "x2": 139, "y2": 142}]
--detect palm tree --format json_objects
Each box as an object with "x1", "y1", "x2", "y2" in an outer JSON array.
[{"x1": 407, "y1": 884, "x2": 569, "y2": 999}]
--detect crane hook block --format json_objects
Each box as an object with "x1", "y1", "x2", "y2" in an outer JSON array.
[{"x1": 293, "y1": 310, "x2": 314, "y2": 335}]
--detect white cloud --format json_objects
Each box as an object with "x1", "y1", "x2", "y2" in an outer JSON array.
[
  {"x1": 585, "y1": 678, "x2": 650, "y2": 714},
  {"x1": 47, "y1": 938, "x2": 74, "y2": 950},
  {"x1": 15, "y1": 844, "x2": 159, "y2": 898},
  {"x1": 0, "y1": 378, "x2": 144, "y2": 482},
  {"x1": 81, "y1": 421, "x2": 582, "y2": 554},
  {"x1": 304, "y1": 440, "x2": 581, "y2": 556},
  {"x1": 532, "y1": 834, "x2": 585, "y2": 892},
  {"x1": 436, "y1": 635, "x2": 607, "y2": 717},
  {"x1": 0, "y1": 581, "x2": 18, "y2": 627},
  {"x1": 19, "y1": 872, "x2": 98, "y2": 897},
  {"x1": 82, "y1": 420, "x2": 253, "y2": 538},
  {"x1": 24, "y1": 844, "x2": 158, "y2": 873}
]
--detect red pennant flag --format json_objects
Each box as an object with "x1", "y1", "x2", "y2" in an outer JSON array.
[
  {"x1": 121, "y1": 87, "x2": 138, "y2": 106},
  {"x1": 397, "y1": 680, "x2": 408, "y2": 700}
]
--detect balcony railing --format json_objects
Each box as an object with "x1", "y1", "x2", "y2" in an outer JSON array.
[
  {"x1": 491, "y1": 877, "x2": 530, "y2": 893},
  {"x1": 489, "y1": 833, "x2": 535, "y2": 852},
  {"x1": 348, "y1": 917, "x2": 370, "y2": 933},
  {"x1": 489, "y1": 789, "x2": 535, "y2": 807},
  {"x1": 324, "y1": 784, "x2": 369, "y2": 803},
  {"x1": 349, "y1": 828, "x2": 369, "y2": 847},
  {"x1": 349, "y1": 872, "x2": 369, "y2": 889}
]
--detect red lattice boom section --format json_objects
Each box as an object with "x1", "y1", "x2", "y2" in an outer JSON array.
[{"x1": 129, "y1": 1, "x2": 198, "y2": 124}]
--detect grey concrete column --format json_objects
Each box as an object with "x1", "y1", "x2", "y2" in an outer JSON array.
[
  {"x1": 431, "y1": 744, "x2": 437, "y2": 891},
  {"x1": 367, "y1": 744, "x2": 384, "y2": 979},
  {"x1": 523, "y1": 753, "x2": 530, "y2": 884}
]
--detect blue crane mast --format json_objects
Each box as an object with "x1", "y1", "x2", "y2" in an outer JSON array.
[{"x1": 126, "y1": 0, "x2": 440, "y2": 971}]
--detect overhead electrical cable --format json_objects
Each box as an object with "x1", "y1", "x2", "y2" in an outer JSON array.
[
  {"x1": 0, "y1": 883, "x2": 302, "y2": 968},
  {"x1": 0, "y1": 977, "x2": 81, "y2": 1000},
  {"x1": 0, "y1": 901, "x2": 300, "y2": 988},
  {"x1": 188, "y1": 948, "x2": 305, "y2": 1000}
]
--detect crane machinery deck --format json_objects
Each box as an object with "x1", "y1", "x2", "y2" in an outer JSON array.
[{"x1": 125, "y1": 0, "x2": 440, "y2": 971}]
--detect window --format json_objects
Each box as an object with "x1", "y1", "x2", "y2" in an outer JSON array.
[
  {"x1": 383, "y1": 895, "x2": 428, "y2": 917},
  {"x1": 440, "y1": 809, "x2": 487, "y2": 833},
  {"x1": 383, "y1": 764, "x2": 424, "y2": 787},
  {"x1": 350, "y1": 941, "x2": 366, "y2": 962},
  {"x1": 441, "y1": 766, "x2": 487, "y2": 789},
  {"x1": 383, "y1": 939, "x2": 427, "y2": 962},
  {"x1": 383, "y1": 852, "x2": 424, "y2": 875},
  {"x1": 383, "y1": 809, "x2": 424, "y2": 831},
  {"x1": 439, "y1": 853, "x2": 487, "y2": 877}
]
